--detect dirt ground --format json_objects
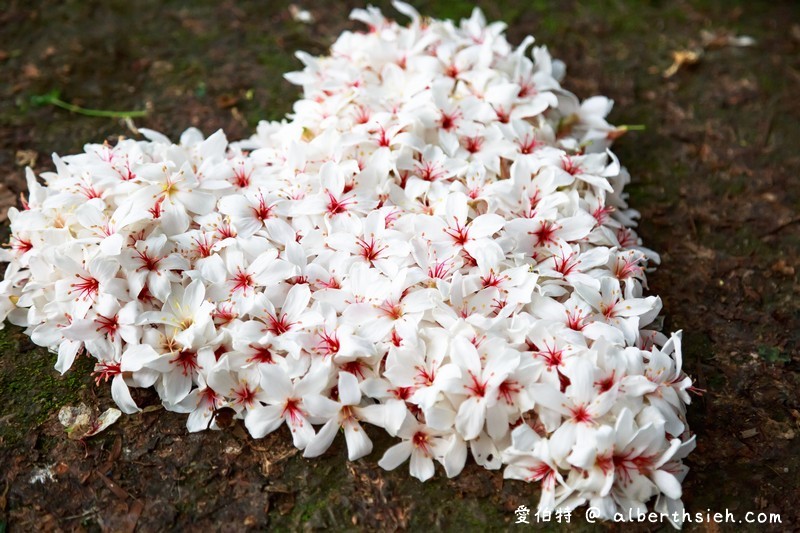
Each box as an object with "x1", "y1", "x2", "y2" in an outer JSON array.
[{"x1": 1, "y1": 0, "x2": 799, "y2": 531}]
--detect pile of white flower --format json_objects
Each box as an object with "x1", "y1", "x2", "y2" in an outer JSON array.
[{"x1": 0, "y1": 2, "x2": 696, "y2": 527}]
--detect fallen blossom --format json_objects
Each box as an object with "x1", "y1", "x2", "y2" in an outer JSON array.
[{"x1": 1, "y1": 2, "x2": 695, "y2": 527}]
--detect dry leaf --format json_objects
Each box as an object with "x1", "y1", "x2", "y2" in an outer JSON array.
[
  {"x1": 663, "y1": 50, "x2": 701, "y2": 78},
  {"x1": 15, "y1": 149, "x2": 37, "y2": 167},
  {"x1": 740, "y1": 428, "x2": 759, "y2": 439},
  {"x1": 59, "y1": 403, "x2": 122, "y2": 440},
  {"x1": 215, "y1": 94, "x2": 239, "y2": 109},
  {"x1": 85, "y1": 408, "x2": 122, "y2": 437},
  {"x1": 700, "y1": 30, "x2": 756, "y2": 49},
  {"x1": 289, "y1": 5, "x2": 314, "y2": 23},
  {"x1": 58, "y1": 403, "x2": 93, "y2": 438}
]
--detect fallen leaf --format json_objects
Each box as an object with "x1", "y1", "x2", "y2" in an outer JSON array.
[
  {"x1": 771, "y1": 259, "x2": 795, "y2": 277},
  {"x1": 216, "y1": 94, "x2": 239, "y2": 109},
  {"x1": 684, "y1": 240, "x2": 716, "y2": 260},
  {"x1": 96, "y1": 470, "x2": 130, "y2": 500},
  {"x1": 14, "y1": 149, "x2": 37, "y2": 167},
  {"x1": 59, "y1": 403, "x2": 122, "y2": 440},
  {"x1": 0, "y1": 479, "x2": 9, "y2": 511},
  {"x1": 663, "y1": 50, "x2": 701, "y2": 78},
  {"x1": 213, "y1": 406, "x2": 236, "y2": 428},
  {"x1": 22, "y1": 63, "x2": 40, "y2": 79},
  {"x1": 84, "y1": 408, "x2": 122, "y2": 437},
  {"x1": 98, "y1": 436, "x2": 123, "y2": 475},
  {"x1": 700, "y1": 30, "x2": 756, "y2": 49},
  {"x1": 121, "y1": 500, "x2": 144, "y2": 533},
  {"x1": 59, "y1": 403, "x2": 94, "y2": 439},
  {"x1": 289, "y1": 5, "x2": 314, "y2": 23},
  {"x1": 740, "y1": 428, "x2": 758, "y2": 439}
]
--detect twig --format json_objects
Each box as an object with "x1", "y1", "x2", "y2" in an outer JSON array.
[
  {"x1": 762, "y1": 216, "x2": 800, "y2": 237},
  {"x1": 61, "y1": 508, "x2": 100, "y2": 521},
  {"x1": 31, "y1": 91, "x2": 147, "y2": 119},
  {"x1": 618, "y1": 124, "x2": 646, "y2": 131}
]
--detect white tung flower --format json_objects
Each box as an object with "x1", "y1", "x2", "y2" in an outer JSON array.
[{"x1": 0, "y1": 3, "x2": 695, "y2": 526}]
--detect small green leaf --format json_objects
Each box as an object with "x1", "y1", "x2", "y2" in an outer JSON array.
[
  {"x1": 757, "y1": 345, "x2": 790, "y2": 364},
  {"x1": 30, "y1": 89, "x2": 61, "y2": 107}
]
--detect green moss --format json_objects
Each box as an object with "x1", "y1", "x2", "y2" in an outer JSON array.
[
  {"x1": 757, "y1": 345, "x2": 791, "y2": 365},
  {"x1": 297, "y1": 496, "x2": 331, "y2": 524},
  {"x1": 0, "y1": 326, "x2": 92, "y2": 446}
]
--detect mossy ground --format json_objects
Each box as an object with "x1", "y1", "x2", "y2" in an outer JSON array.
[
  {"x1": 1, "y1": 0, "x2": 799, "y2": 531},
  {"x1": 0, "y1": 326, "x2": 93, "y2": 447}
]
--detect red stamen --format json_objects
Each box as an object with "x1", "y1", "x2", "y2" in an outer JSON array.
[
  {"x1": 413, "y1": 365, "x2": 436, "y2": 388},
  {"x1": 134, "y1": 248, "x2": 161, "y2": 272},
  {"x1": 10, "y1": 236, "x2": 32, "y2": 254},
  {"x1": 192, "y1": 234, "x2": 215, "y2": 258},
  {"x1": 412, "y1": 430, "x2": 432, "y2": 455},
  {"x1": 464, "y1": 136, "x2": 483, "y2": 154},
  {"x1": 282, "y1": 398, "x2": 304, "y2": 427},
  {"x1": 595, "y1": 371, "x2": 616, "y2": 393},
  {"x1": 171, "y1": 350, "x2": 200, "y2": 376},
  {"x1": 247, "y1": 344, "x2": 275, "y2": 364},
  {"x1": 326, "y1": 192, "x2": 355, "y2": 215},
  {"x1": 232, "y1": 382, "x2": 258, "y2": 407},
  {"x1": 553, "y1": 251, "x2": 580, "y2": 277},
  {"x1": 149, "y1": 197, "x2": 164, "y2": 219},
  {"x1": 231, "y1": 163, "x2": 251, "y2": 188},
  {"x1": 217, "y1": 221, "x2": 238, "y2": 240},
  {"x1": 92, "y1": 361, "x2": 121, "y2": 385},
  {"x1": 252, "y1": 194, "x2": 274, "y2": 222},
  {"x1": 356, "y1": 236, "x2": 386, "y2": 264},
  {"x1": 443, "y1": 220, "x2": 470, "y2": 246},
  {"x1": 464, "y1": 370, "x2": 487, "y2": 398},
  {"x1": 70, "y1": 274, "x2": 99, "y2": 301},
  {"x1": 340, "y1": 360, "x2": 368, "y2": 379},
  {"x1": 498, "y1": 379, "x2": 521, "y2": 405},
  {"x1": 518, "y1": 134, "x2": 541, "y2": 155},
  {"x1": 535, "y1": 341, "x2": 564, "y2": 370},
  {"x1": 230, "y1": 268, "x2": 254, "y2": 294},
  {"x1": 531, "y1": 220, "x2": 558, "y2": 247},
  {"x1": 427, "y1": 259, "x2": 452, "y2": 280},
  {"x1": 266, "y1": 313, "x2": 295, "y2": 336},
  {"x1": 95, "y1": 313, "x2": 120, "y2": 338},
  {"x1": 315, "y1": 330, "x2": 340, "y2": 357},
  {"x1": 439, "y1": 110, "x2": 461, "y2": 131},
  {"x1": 569, "y1": 404, "x2": 592, "y2": 424},
  {"x1": 378, "y1": 300, "x2": 403, "y2": 320}
]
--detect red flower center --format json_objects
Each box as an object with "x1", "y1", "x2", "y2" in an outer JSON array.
[{"x1": 70, "y1": 274, "x2": 99, "y2": 301}]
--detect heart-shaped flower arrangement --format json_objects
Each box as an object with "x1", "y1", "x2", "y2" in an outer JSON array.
[{"x1": 0, "y1": 2, "x2": 695, "y2": 526}]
